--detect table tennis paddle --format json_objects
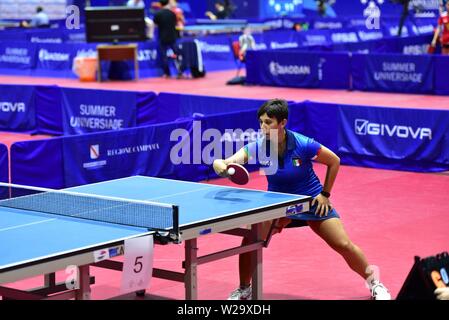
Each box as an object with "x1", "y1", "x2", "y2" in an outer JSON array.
[
  {"x1": 428, "y1": 44, "x2": 436, "y2": 54},
  {"x1": 227, "y1": 163, "x2": 249, "y2": 185}
]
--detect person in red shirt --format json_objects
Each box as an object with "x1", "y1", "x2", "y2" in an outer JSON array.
[{"x1": 431, "y1": 1, "x2": 449, "y2": 55}]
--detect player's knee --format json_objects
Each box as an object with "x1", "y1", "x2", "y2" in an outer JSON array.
[{"x1": 332, "y1": 239, "x2": 354, "y2": 253}]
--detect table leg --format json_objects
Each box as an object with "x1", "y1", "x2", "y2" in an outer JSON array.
[
  {"x1": 251, "y1": 223, "x2": 263, "y2": 300},
  {"x1": 184, "y1": 239, "x2": 198, "y2": 300}
]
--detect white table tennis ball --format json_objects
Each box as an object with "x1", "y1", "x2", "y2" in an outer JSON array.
[{"x1": 228, "y1": 167, "x2": 235, "y2": 175}]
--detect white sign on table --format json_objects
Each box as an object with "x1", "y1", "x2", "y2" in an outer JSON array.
[{"x1": 120, "y1": 235, "x2": 154, "y2": 294}]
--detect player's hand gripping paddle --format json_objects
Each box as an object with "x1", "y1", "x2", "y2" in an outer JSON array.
[
  {"x1": 227, "y1": 163, "x2": 249, "y2": 185},
  {"x1": 428, "y1": 44, "x2": 436, "y2": 54}
]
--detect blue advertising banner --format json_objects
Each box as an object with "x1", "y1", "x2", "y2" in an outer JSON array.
[
  {"x1": 61, "y1": 88, "x2": 137, "y2": 135},
  {"x1": 0, "y1": 42, "x2": 37, "y2": 73},
  {"x1": 0, "y1": 84, "x2": 36, "y2": 132},
  {"x1": 26, "y1": 29, "x2": 65, "y2": 44},
  {"x1": 62, "y1": 121, "x2": 190, "y2": 187},
  {"x1": 351, "y1": 53, "x2": 434, "y2": 94},
  {"x1": 35, "y1": 85, "x2": 63, "y2": 135},
  {"x1": 434, "y1": 56, "x2": 449, "y2": 96},
  {"x1": 246, "y1": 50, "x2": 349, "y2": 89},
  {"x1": 338, "y1": 105, "x2": 449, "y2": 172},
  {"x1": 36, "y1": 43, "x2": 74, "y2": 78},
  {"x1": 246, "y1": 50, "x2": 320, "y2": 88},
  {"x1": 10, "y1": 138, "x2": 65, "y2": 189}
]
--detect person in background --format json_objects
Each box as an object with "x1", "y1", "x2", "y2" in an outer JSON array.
[
  {"x1": 238, "y1": 25, "x2": 256, "y2": 61},
  {"x1": 431, "y1": 0, "x2": 449, "y2": 55},
  {"x1": 126, "y1": 0, "x2": 155, "y2": 39},
  {"x1": 153, "y1": 0, "x2": 182, "y2": 78},
  {"x1": 205, "y1": 1, "x2": 230, "y2": 20},
  {"x1": 21, "y1": 6, "x2": 50, "y2": 28}
]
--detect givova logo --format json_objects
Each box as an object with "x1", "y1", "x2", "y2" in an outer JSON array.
[
  {"x1": 269, "y1": 61, "x2": 311, "y2": 76},
  {"x1": 355, "y1": 119, "x2": 432, "y2": 140},
  {"x1": 0, "y1": 102, "x2": 25, "y2": 112}
]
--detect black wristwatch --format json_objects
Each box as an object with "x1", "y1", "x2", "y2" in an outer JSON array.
[{"x1": 320, "y1": 191, "x2": 331, "y2": 198}]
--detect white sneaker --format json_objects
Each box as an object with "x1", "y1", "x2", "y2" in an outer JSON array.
[
  {"x1": 370, "y1": 281, "x2": 391, "y2": 300},
  {"x1": 228, "y1": 286, "x2": 252, "y2": 300}
]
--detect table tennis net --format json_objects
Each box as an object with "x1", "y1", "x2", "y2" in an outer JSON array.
[{"x1": 0, "y1": 183, "x2": 179, "y2": 234}]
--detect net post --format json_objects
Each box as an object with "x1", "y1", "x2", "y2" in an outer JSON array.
[{"x1": 172, "y1": 205, "x2": 180, "y2": 243}]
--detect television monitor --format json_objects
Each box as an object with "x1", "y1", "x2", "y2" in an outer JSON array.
[{"x1": 85, "y1": 6, "x2": 146, "y2": 43}]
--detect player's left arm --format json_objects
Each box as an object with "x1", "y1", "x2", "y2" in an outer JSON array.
[{"x1": 312, "y1": 145, "x2": 340, "y2": 217}]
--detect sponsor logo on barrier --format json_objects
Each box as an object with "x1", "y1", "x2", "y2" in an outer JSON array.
[
  {"x1": 374, "y1": 62, "x2": 423, "y2": 83},
  {"x1": 90, "y1": 144, "x2": 100, "y2": 160},
  {"x1": 355, "y1": 119, "x2": 432, "y2": 140},
  {"x1": 31, "y1": 37, "x2": 63, "y2": 44},
  {"x1": 269, "y1": 61, "x2": 311, "y2": 76},
  {"x1": 197, "y1": 41, "x2": 230, "y2": 53},
  {"x1": 357, "y1": 31, "x2": 383, "y2": 41},
  {"x1": 76, "y1": 49, "x2": 97, "y2": 58},
  {"x1": 83, "y1": 144, "x2": 107, "y2": 169},
  {"x1": 39, "y1": 49, "x2": 70, "y2": 62},
  {"x1": 138, "y1": 49, "x2": 158, "y2": 62},
  {"x1": 0, "y1": 102, "x2": 26, "y2": 112},
  {"x1": 331, "y1": 32, "x2": 358, "y2": 43},
  {"x1": 270, "y1": 42, "x2": 298, "y2": 49},
  {"x1": 107, "y1": 144, "x2": 160, "y2": 157},
  {"x1": 403, "y1": 44, "x2": 429, "y2": 55}
]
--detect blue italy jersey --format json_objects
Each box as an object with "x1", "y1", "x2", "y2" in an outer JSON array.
[{"x1": 245, "y1": 130, "x2": 341, "y2": 222}]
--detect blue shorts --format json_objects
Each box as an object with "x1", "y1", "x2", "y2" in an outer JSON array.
[{"x1": 286, "y1": 204, "x2": 340, "y2": 228}]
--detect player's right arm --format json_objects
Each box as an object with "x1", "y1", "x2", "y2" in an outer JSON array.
[{"x1": 212, "y1": 147, "x2": 248, "y2": 177}]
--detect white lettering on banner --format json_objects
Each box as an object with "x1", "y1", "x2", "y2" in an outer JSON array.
[
  {"x1": 0, "y1": 48, "x2": 30, "y2": 64},
  {"x1": 76, "y1": 49, "x2": 97, "y2": 58},
  {"x1": 31, "y1": 37, "x2": 63, "y2": 44},
  {"x1": 374, "y1": 62, "x2": 423, "y2": 83},
  {"x1": 357, "y1": 31, "x2": 383, "y2": 41},
  {"x1": 0, "y1": 102, "x2": 26, "y2": 112},
  {"x1": 79, "y1": 105, "x2": 116, "y2": 117},
  {"x1": 197, "y1": 41, "x2": 230, "y2": 53},
  {"x1": 355, "y1": 119, "x2": 432, "y2": 140},
  {"x1": 70, "y1": 117, "x2": 124, "y2": 130},
  {"x1": 107, "y1": 144, "x2": 160, "y2": 157},
  {"x1": 138, "y1": 49, "x2": 158, "y2": 61},
  {"x1": 305, "y1": 35, "x2": 328, "y2": 45},
  {"x1": 270, "y1": 42, "x2": 298, "y2": 49},
  {"x1": 331, "y1": 33, "x2": 358, "y2": 43},
  {"x1": 403, "y1": 45, "x2": 428, "y2": 55},
  {"x1": 269, "y1": 61, "x2": 311, "y2": 76},
  {"x1": 39, "y1": 49, "x2": 70, "y2": 62}
]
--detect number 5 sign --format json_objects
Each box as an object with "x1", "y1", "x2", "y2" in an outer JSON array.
[{"x1": 120, "y1": 235, "x2": 154, "y2": 294}]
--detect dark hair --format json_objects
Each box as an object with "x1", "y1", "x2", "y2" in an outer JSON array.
[
  {"x1": 257, "y1": 99, "x2": 289, "y2": 123},
  {"x1": 159, "y1": 0, "x2": 169, "y2": 6},
  {"x1": 36, "y1": 6, "x2": 43, "y2": 13}
]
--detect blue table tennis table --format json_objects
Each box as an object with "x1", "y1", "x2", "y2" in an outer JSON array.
[{"x1": 0, "y1": 176, "x2": 310, "y2": 300}]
